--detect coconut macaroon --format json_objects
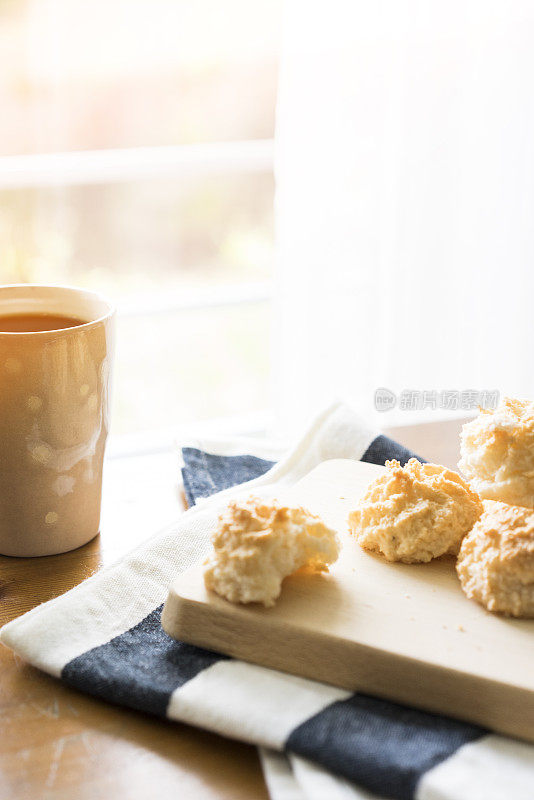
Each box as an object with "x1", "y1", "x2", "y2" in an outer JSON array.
[
  {"x1": 348, "y1": 458, "x2": 483, "y2": 564},
  {"x1": 204, "y1": 496, "x2": 340, "y2": 607},
  {"x1": 458, "y1": 397, "x2": 534, "y2": 508},
  {"x1": 457, "y1": 500, "x2": 534, "y2": 618}
]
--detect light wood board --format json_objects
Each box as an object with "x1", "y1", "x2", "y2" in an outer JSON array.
[{"x1": 162, "y1": 459, "x2": 534, "y2": 742}]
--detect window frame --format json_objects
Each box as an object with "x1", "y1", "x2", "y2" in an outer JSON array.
[{"x1": 0, "y1": 137, "x2": 275, "y2": 315}]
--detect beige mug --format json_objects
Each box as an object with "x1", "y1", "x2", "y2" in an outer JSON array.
[{"x1": 0, "y1": 285, "x2": 115, "y2": 556}]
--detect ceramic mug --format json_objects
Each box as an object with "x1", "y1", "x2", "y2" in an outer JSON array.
[{"x1": 0, "y1": 285, "x2": 115, "y2": 557}]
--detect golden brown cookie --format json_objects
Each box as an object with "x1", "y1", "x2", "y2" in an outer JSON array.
[
  {"x1": 348, "y1": 458, "x2": 482, "y2": 563},
  {"x1": 456, "y1": 500, "x2": 534, "y2": 617},
  {"x1": 458, "y1": 397, "x2": 534, "y2": 508},
  {"x1": 204, "y1": 496, "x2": 339, "y2": 607}
]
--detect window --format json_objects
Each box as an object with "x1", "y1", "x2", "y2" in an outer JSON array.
[{"x1": 0, "y1": 0, "x2": 282, "y2": 434}]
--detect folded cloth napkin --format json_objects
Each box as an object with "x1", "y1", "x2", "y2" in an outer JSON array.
[{"x1": 1, "y1": 402, "x2": 533, "y2": 800}]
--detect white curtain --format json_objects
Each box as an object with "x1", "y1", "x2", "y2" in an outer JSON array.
[{"x1": 274, "y1": 0, "x2": 534, "y2": 433}]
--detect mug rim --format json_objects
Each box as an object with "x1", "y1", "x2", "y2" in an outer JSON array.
[{"x1": 0, "y1": 284, "x2": 116, "y2": 336}]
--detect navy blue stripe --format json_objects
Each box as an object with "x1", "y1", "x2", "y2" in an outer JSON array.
[
  {"x1": 286, "y1": 693, "x2": 486, "y2": 800},
  {"x1": 361, "y1": 434, "x2": 424, "y2": 467},
  {"x1": 62, "y1": 606, "x2": 228, "y2": 717},
  {"x1": 182, "y1": 447, "x2": 275, "y2": 506},
  {"x1": 181, "y1": 468, "x2": 195, "y2": 508}
]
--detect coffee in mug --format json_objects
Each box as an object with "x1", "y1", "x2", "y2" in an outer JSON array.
[
  {"x1": 0, "y1": 285, "x2": 115, "y2": 556},
  {"x1": 0, "y1": 313, "x2": 87, "y2": 333}
]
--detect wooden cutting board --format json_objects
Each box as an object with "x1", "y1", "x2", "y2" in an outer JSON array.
[{"x1": 162, "y1": 459, "x2": 534, "y2": 742}]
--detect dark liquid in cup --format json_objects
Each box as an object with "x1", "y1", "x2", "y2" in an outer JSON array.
[{"x1": 0, "y1": 313, "x2": 86, "y2": 333}]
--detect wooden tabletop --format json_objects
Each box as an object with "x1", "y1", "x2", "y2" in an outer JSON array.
[{"x1": 0, "y1": 448, "x2": 268, "y2": 800}]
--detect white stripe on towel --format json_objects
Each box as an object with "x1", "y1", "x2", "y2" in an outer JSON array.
[
  {"x1": 167, "y1": 659, "x2": 350, "y2": 749},
  {"x1": 417, "y1": 734, "x2": 534, "y2": 800},
  {"x1": 260, "y1": 750, "x2": 307, "y2": 800}
]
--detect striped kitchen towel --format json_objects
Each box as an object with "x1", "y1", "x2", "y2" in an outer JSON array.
[{"x1": 1, "y1": 402, "x2": 533, "y2": 800}]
